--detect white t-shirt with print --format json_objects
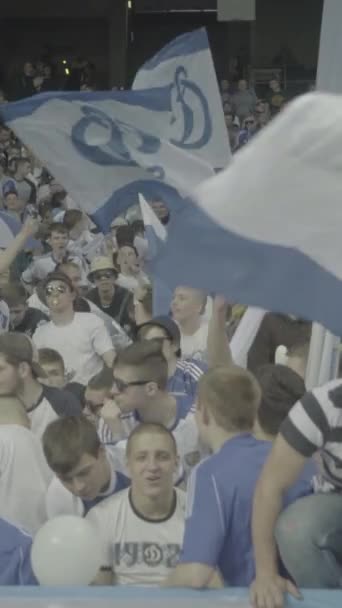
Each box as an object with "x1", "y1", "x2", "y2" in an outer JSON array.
[
  {"x1": 86, "y1": 487, "x2": 186, "y2": 586},
  {"x1": 0, "y1": 425, "x2": 52, "y2": 534},
  {"x1": 179, "y1": 323, "x2": 209, "y2": 363},
  {"x1": 33, "y1": 312, "x2": 113, "y2": 385}
]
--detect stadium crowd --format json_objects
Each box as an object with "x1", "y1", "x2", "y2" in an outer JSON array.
[{"x1": 0, "y1": 56, "x2": 340, "y2": 608}]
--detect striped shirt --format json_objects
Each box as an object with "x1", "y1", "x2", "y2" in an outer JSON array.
[
  {"x1": 168, "y1": 359, "x2": 207, "y2": 399},
  {"x1": 281, "y1": 379, "x2": 342, "y2": 490}
]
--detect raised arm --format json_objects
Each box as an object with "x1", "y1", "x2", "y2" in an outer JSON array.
[
  {"x1": 0, "y1": 217, "x2": 39, "y2": 275},
  {"x1": 206, "y1": 295, "x2": 232, "y2": 368},
  {"x1": 250, "y1": 435, "x2": 307, "y2": 608}
]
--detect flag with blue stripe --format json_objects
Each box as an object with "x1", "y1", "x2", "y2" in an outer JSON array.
[
  {"x1": 0, "y1": 29, "x2": 229, "y2": 233},
  {"x1": 147, "y1": 93, "x2": 342, "y2": 336}
]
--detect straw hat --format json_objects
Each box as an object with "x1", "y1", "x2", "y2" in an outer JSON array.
[{"x1": 88, "y1": 256, "x2": 116, "y2": 281}]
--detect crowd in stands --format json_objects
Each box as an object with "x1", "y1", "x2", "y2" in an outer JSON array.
[
  {"x1": 0, "y1": 54, "x2": 340, "y2": 608},
  {"x1": 220, "y1": 76, "x2": 288, "y2": 151}
]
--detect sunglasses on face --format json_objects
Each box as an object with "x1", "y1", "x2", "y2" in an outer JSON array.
[
  {"x1": 45, "y1": 285, "x2": 68, "y2": 296},
  {"x1": 94, "y1": 271, "x2": 114, "y2": 281},
  {"x1": 112, "y1": 377, "x2": 151, "y2": 393}
]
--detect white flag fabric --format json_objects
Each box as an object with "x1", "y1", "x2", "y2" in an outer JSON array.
[{"x1": 149, "y1": 92, "x2": 342, "y2": 336}]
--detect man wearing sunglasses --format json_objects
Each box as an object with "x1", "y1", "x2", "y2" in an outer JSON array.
[
  {"x1": 33, "y1": 272, "x2": 115, "y2": 386},
  {"x1": 105, "y1": 340, "x2": 201, "y2": 484}
]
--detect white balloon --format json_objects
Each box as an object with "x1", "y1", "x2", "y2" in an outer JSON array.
[{"x1": 31, "y1": 516, "x2": 102, "y2": 586}]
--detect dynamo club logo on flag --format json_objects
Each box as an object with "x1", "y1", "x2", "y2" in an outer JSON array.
[
  {"x1": 0, "y1": 29, "x2": 230, "y2": 232},
  {"x1": 133, "y1": 28, "x2": 231, "y2": 169}
]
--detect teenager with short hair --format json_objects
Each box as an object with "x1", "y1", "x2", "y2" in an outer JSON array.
[
  {"x1": 166, "y1": 366, "x2": 313, "y2": 588},
  {"x1": 43, "y1": 415, "x2": 129, "y2": 519},
  {"x1": 87, "y1": 423, "x2": 186, "y2": 586}
]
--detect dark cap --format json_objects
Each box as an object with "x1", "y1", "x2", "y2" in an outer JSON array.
[
  {"x1": 0, "y1": 333, "x2": 46, "y2": 378},
  {"x1": 137, "y1": 316, "x2": 181, "y2": 346},
  {"x1": 43, "y1": 271, "x2": 74, "y2": 292}
]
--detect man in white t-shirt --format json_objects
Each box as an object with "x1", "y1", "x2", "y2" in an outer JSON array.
[
  {"x1": 0, "y1": 333, "x2": 81, "y2": 438},
  {"x1": 0, "y1": 395, "x2": 52, "y2": 534},
  {"x1": 33, "y1": 272, "x2": 115, "y2": 385},
  {"x1": 170, "y1": 287, "x2": 209, "y2": 363},
  {"x1": 43, "y1": 415, "x2": 129, "y2": 519},
  {"x1": 87, "y1": 423, "x2": 186, "y2": 586}
]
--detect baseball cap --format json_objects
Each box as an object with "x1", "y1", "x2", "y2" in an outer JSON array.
[
  {"x1": 0, "y1": 333, "x2": 46, "y2": 378},
  {"x1": 2, "y1": 179, "x2": 18, "y2": 198},
  {"x1": 43, "y1": 272, "x2": 74, "y2": 292},
  {"x1": 137, "y1": 316, "x2": 181, "y2": 346}
]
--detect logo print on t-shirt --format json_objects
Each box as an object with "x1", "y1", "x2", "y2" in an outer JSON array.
[{"x1": 142, "y1": 543, "x2": 163, "y2": 566}]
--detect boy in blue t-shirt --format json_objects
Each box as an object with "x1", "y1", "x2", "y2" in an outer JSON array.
[
  {"x1": 165, "y1": 365, "x2": 313, "y2": 588},
  {"x1": 0, "y1": 518, "x2": 37, "y2": 585}
]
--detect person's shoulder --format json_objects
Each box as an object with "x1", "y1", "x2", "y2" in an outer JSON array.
[
  {"x1": 27, "y1": 307, "x2": 49, "y2": 323},
  {"x1": 34, "y1": 252, "x2": 52, "y2": 263},
  {"x1": 89, "y1": 487, "x2": 129, "y2": 516},
  {"x1": 115, "y1": 285, "x2": 132, "y2": 301},
  {"x1": 174, "y1": 391, "x2": 195, "y2": 415},
  {"x1": 0, "y1": 517, "x2": 32, "y2": 550},
  {"x1": 74, "y1": 311, "x2": 103, "y2": 326},
  {"x1": 32, "y1": 319, "x2": 52, "y2": 337},
  {"x1": 42, "y1": 385, "x2": 82, "y2": 416},
  {"x1": 177, "y1": 358, "x2": 207, "y2": 376},
  {"x1": 175, "y1": 487, "x2": 187, "y2": 511},
  {"x1": 86, "y1": 288, "x2": 97, "y2": 299},
  {"x1": 310, "y1": 379, "x2": 342, "y2": 412}
]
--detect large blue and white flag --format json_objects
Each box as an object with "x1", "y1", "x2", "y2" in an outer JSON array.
[
  {"x1": 133, "y1": 28, "x2": 230, "y2": 169},
  {"x1": 0, "y1": 29, "x2": 229, "y2": 233},
  {"x1": 148, "y1": 92, "x2": 342, "y2": 336}
]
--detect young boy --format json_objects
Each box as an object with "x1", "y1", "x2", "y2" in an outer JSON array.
[
  {"x1": 43, "y1": 415, "x2": 129, "y2": 518},
  {"x1": 165, "y1": 366, "x2": 313, "y2": 588},
  {"x1": 38, "y1": 347, "x2": 84, "y2": 402},
  {"x1": 22, "y1": 223, "x2": 86, "y2": 289}
]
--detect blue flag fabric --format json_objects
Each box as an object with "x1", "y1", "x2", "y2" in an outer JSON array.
[{"x1": 0, "y1": 29, "x2": 229, "y2": 234}]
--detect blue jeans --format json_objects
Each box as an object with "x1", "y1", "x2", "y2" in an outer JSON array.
[{"x1": 275, "y1": 493, "x2": 342, "y2": 588}]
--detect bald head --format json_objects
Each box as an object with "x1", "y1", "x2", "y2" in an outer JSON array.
[{"x1": 171, "y1": 286, "x2": 207, "y2": 324}]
